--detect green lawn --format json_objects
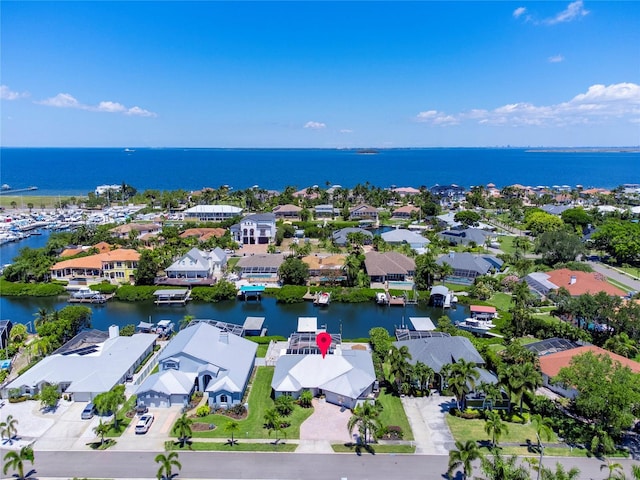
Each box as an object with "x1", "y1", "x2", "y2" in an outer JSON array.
[
  {"x1": 331, "y1": 443, "x2": 416, "y2": 454},
  {"x1": 256, "y1": 345, "x2": 268, "y2": 358},
  {"x1": 376, "y1": 390, "x2": 414, "y2": 441},
  {"x1": 446, "y1": 414, "x2": 559, "y2": 446},
  {"x1": 487, "y1": 293, "x2": 512, "y2": 312},
  {"x1": 607, "y1": 278, "x2": 633, "y2": 293},
  {"x1": 169, "y1": 441, "x2": 297, "y2": 452},
  {"x1": 498, "y1": 236, "x2": 516, "y2": 255},
  {"x1": 188, "y1": 367, "x2": 314, "y2": 439}
]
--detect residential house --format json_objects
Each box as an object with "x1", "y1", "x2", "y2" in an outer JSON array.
[
  {"x1": 60, "y1": 242, "x2": 112, "y2": 258},
  {"x1": 332, "y1": 227, "x2": 373, "y2": 247},
  {"x1": 436, "y1": 252, "x2": 503, "y2": 284},
  {"x1": 391, "y1": 205, "x2": 421, "y2": 219},
  {"x1": 2, "y1": 327, "x2": 156, "y2": 402},
  {"x1": 135, "y1": 322, "x2": 257, "y2": 408},
  {"x1": 391, "y1": 187, "x2": 421, "y2": 197},
  {"x1": 430, "y1": 184, "x2": 466, "y2": 207},
  {"x1": 438, "y1": 228, "x2": 497, "y2": 247},
  {"x1": 161, "y1": 247, "x2": 227, "y2": 285},
  {"x1": 179, "y1": 228, "x2": 226, "y2": 243},
  {"x1": 540, "y1": 204, "x2": 573, "y2": 216},
  {"x1": 381, "y1": 229, "x2": 430, "y2": 252},
  {"x1": 292, "y1": 187, "x2": 320, "y2": 201},
  {"x1": 314, "y1": 204, "x2": 338, "y2": 218},
  {"x1": 364, "y1": 251, "x2": 415, "y2": 283},
  {"x1": 236, "y1": 254, "x2": 285, "y2": 282},
  {"x1": 538, "y1": 344, "x2": 640, "y2": 398},
  {"x1": 273, "y1": 204, "x2": 303, "y2": 220},
  {"x1": 183, "y1": 205, "x2": 243, "y2": 222},
  {"x1": 301, "y1": 254, "x2": 346, "y2": 284},
  {"x1": 525, "y1": 269, "x2": 627, "y2": 298},
  {"x1": 230, "y1": 213, "x2": 277, "y2": 245},
  {"x1": 50, "y1": 248, "x2": 140, "y2": 284},
  {"x1": 349, "y1": 204, "x2": 378, "y2": 221},
  {"x1": 108, "y1": 223, "x2": 161, "y2": 240},
  {"x1": 271, "y1": 349, "x2": 376, "y2": 409}
]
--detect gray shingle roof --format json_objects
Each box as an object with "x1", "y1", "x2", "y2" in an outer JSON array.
[
  {"x1": 394, "y1": 336, "x2": 485, "y2": 373},
  {"x1": 436, "y1": 252, "x2": 502, "y2": 275},
  {"x1": 364, "y1": 251, "x2": 415, "y2": 276},
  {"x1": 332, "y1": 227, "x2": 373, "y2": 246},
  {"x1": 381, "y1": 229, "x2": 430, "y2": 245}
]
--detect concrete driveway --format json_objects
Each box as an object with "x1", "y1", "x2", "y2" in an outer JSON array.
[
  {"x1": 35, "y1": 401, "x2": 98, "y2": 451},
  {"x1": 401, "y1": 394, "x2": 456, "y2": 455},
  {"x1": 297, "y1": 398, "x2": 353, "y2": 453},
  {"x1": 0, "y1": 399, "x2": 60, "y2": 449},
  {"x1": 112, "y1": 405, "x2": 181, "y2": 451}
]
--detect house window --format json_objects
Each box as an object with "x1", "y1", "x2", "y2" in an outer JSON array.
[
  {"x1": 164, "y1": 361, "x2": 178, "y2": 370},
  {"x1": 220, "y1": 394, "x2": 228, "y2": 403}
]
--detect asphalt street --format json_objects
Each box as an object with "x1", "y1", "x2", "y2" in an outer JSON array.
[{"x1": 30, "y1": 451, "x2": 640, "y2": 480}]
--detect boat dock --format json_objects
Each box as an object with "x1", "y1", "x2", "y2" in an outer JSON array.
[
  {"x1": 68, "y1": 293, "x2": 114, "y2": 304},
  {"x1": 238, "y1": 285, "x2": 265, "y2": 301},
  {"x1": 0, "y1": 186, "x2": 38, "y2": 195},
  {"x1": 153, "y1": 288, "x2": 191, "y2": 305}
]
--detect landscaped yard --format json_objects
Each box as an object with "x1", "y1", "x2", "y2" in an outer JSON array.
[
  {"x1": 168, "y1": 441, "x2": 297, "y2": 452},
  {"x1": 376, "y1": 390, "x2": 414, "y2": 441},
  {"x1": 486, "y1": 292, "x2": 513, "y2": 312},
  {"x1": 331, "y1": 443, "x2": 416, "y2": 454},
  {"x1": 186, "y1": 367, "x2": 314, "y2": 439},
  {"x1": 105, "y1": 395, "x2": 137, "y2": 437},
  {"x1": 446, "y1": 413, "x2": 559, "y2": 448}
]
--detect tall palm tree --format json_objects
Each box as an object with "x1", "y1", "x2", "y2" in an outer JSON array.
[
  {"x1": 33, "y1": 308, "x2": 49, "y2": 328},
  {"x1": 484, "y1": 410, "x2": 509, "y2": 448},
  {"x1": 531, "y1": 414, "x2": 554, "y2": 451},
  {"x1": 3, "y1": 446, "x2": 36, "y2": 480},
  {"x1": 413, "y1": 361, "x2": 434, "y2": 396},
  {"x1": 387, "y1": 345, "x2": 413, "y2": 393},
  {"x1": 173, "y1": 413, "x2": 193, "y2": 448},
  {"x1": 225, "y1": 420, "x2": 240, "y2": 445},
  {"x1": 539, "y1": 462, "x2": 580, "y2": 480},
  {"x1": 0, "y1": 414, "x2": 19, "y2": 444},
  {"x1": 502, "y1": 362, "x2": 541, "y2": 416},
  {"x1": 155, "y1": 451, "x2": 181, "y2": 480},
  {"x1": 93, "y1": 420, "x2": 110, "y2": 447},
  {"x1": 447, "y1": 440, "x2": 481, "y2": 480},
  {"x1": 446, "y1": 359, "x2": 480, "y2": 410},
  {"x1": 600, "y1": 459, "x2": 624, "y2": 480},
  {"x1": 347, "y1": 401, "x2": 382, "y2": 445}
]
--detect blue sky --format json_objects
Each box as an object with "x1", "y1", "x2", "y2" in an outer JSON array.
[{"x1": 1, "y1": 1, "x2": 639, "y2": 147}]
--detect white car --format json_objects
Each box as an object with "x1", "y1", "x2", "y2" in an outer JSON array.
[{"x1": 135, "y1": 414, "x2": 154, "y2": 434}]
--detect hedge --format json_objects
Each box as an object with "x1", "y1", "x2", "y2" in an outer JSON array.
[
  {"x1": 0, "y1": 279, "x2": 66, "y2": 297},
  {"x1": 114, "y1": 285, "x2": 162, "y2": 301}
]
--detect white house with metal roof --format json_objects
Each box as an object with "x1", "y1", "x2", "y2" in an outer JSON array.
[
  {"x1": 2, "y1": 327, "x2": 156, "y2": 402},
  {"x1": 135, "y1": 322, "x2": 257, "y2": 409},
  {"x1": 271, "y1": 349, "x2": 376, "y2": 409},
  {"x1": 165, "y1": 247, "x2": 227, "y2": 279},
  {"x1": 381, "y1": 228, "x2": 430, "y2": 253},
  {"x1": 183, "y1": 205, "x2": 243, "y2": 222}
]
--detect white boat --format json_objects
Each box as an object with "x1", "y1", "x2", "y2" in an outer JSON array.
[
  {"x1": 376, "y1": 292, "x2": 388, "y2": 305},
  {"x1": 315, "y1": 292, "x2": 331, "y2": 306},
  {"x1": 456, "y1": 318, "x2": 495, "y2": 335}
]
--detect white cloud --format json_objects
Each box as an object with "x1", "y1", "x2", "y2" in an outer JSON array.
[
  {"x1": 339, "y1": 129, "x2": 353, "y2": 134},
  {"x1": 548, "y1": 54, "x2": 565, "y2": 63},
  {"x1": 513, "y1": 7, "x2": 527, "y2": 18},
  {"x1": 125, "y1": 106, "x2": 157, "y2": 117},
  {"x1": 97, "y1": 101, "x2": 126, "y2": 113},
  {"x1": 546, "y1": 0, "x2": 589, "y2": 25},
  {"x1": 415, "y1": 82, "x2": 640, "y2": 128},
  {"x1": 0, "y1": 85, "x2": 29, "y2": 100},
  {"x1": 36, "y1": 92, "x2": 156, "y2": 117},
  {"x1": 304, "y1": 121, "x2": 326, "y2": 129}
]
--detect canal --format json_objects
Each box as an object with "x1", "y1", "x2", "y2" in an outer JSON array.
[{"x1": 0, "y1": 232, "x2": 469, "y2": 338}]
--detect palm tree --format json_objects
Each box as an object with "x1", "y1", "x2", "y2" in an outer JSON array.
[
  {"x1": 446, "y1": 359, "x2": 480, "y2": 410},
  {"x1": 439, "y1": 262, "x2": 454, "y2": 284},
  {"x1": 480, "y1": 450, "x2": 529, "y2": 480},
  {"x1": 539, "y1": 462, "x2": 580, "y2": 480},
  {"x1": 484, "y1": 410, "x2": 509, "y2": 448},
  {"x1": 603, "y1": 333, "x2": 639, "y2": 358},
  {"x1": 33, "y1": 307, "x2": 49, "y2": 328},
  {"x1": 173, "y1": 413, "x2": 193, "y2": 448},
  {"x1": 600, "y1": 459, "x2": 624, "y2": 480},
  {"x1": 633, "y1": 465, "x2": 640, "y2": 480},
  {"x1": 502, "y1": 362, "x2": 541, "y2": 416},
  {"x1": 531, "y1": 413, "x2": 554, "y2": 451},
  {"x1": 93, "y1": 419, "x2": 110, "y2": 447},
  {"x1": 347, "y1": 401, "x2": 382, "y2": 445},
  {"x1": 447, "y1": 440, "x2": 480, "y2": 480},
  {"x1": 225, "y1": 419, "x2": 240, "y2": 446},
  {"x1": 387, "y1": 345, "x2": 413, "y2": 393},
  {"x1": 413, "y1": 361, "x2": 434, "y2": 396},
  {"x1": 3, "y1": 446, "x2": 36, "y2": 480},
  {"x1": 155, "y1": 451, "x2": 181, "y2": 480},
  {"x1": 0, "y1": 414, "x2": 19, "y2": 445}
]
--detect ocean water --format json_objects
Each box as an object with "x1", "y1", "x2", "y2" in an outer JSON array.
[{"x1": 1, "y1": 147, "x2": 639, "y2": 195}]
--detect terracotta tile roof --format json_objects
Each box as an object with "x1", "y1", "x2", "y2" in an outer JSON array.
[
  {"x1": 393, "y1": 205, "x2": 420, "y2": 214},
  {"x1": 540, "y1": 345, "x2": 640, "y2": 378},
  {"x1": 60, "y1": 248, "x2": 85, "y2": 258},
  {"x1": 51, "y1": 248, "x2": 140, "y2": 270},
  {"x1": 93, "y1": 242, "x2": 112, "y2": 253},
  {"x1": 546, "y1": 269, "x2": 626, "y2": 297},
  {"x1": 180, "y1": 228, "x2": 226, "y2": 241},
  {"x1": 273, "y1": 204, "x2": 302, "y2": 213}
]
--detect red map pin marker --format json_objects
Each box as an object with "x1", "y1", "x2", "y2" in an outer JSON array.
[{"x1": 316, "y1": 332, "x2": 332, "y2": 358}]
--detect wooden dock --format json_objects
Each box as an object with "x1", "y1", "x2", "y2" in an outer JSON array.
[
  {"x1": 153, "y1": 288, "x2": 191, "y2": 305},
  {"x1": 68, "y1": 293, "x2": 113, "y2": 304}
]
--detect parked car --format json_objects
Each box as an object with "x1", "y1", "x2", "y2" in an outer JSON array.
[
  {"x1": 136, "y1": 403, "x2": 149, "y2": 415},
  {"x1": 135, "y1": 414, "x2": 154, "y2": 434},
  {"x1": 81, "y1": 402, "x2": 96, "y2": 420}
]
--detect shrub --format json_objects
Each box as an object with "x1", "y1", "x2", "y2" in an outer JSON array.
[
  {"x1": 90, "y1": 282, "x2": 118, "y2": 294},
  {"x1": 114, "y1": 285, "x2": 159, "y2": 301},
  {"x1": 274, "y1": 285, "x2": 307, "y2": 304},
  {"x1": 191, "y1": 280, "x2": 237, "y2": 302},
  {"x1": 228, "y1": 403, "x2": 247, "y2": 417},
  {"x1": 0, "y1": 279, "x2": 66, "y2": 297},
  {"x1": 196, "y1": 405, "x2": 211, "y2": 417}
]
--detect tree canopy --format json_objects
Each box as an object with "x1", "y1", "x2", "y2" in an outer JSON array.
[{"x1": 278, "y1": 256, "x2": 309, "y2": 286}]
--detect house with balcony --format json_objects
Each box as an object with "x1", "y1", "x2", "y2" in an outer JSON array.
[
  {"x1": 108, "y1": 223, "x2": 161, "y2": 240},
  {"x1": 160, "y1": 247, "x2": 227, "y2": 286},
  {"x1": 230, "y1": 213, "x2": 277, "y2": 245},
  {"x1": 50, "y1": 248, "x2": 140, "y2": 284},
  {"x1": 349, "y1": 204, "x2": 378, "y2": 221},
  {"x1": 273, "y1": 204, "x2": 303, "y2": 220},
  {"x1": 183, "y1": 205, "x2": 243, "y2": 222}
]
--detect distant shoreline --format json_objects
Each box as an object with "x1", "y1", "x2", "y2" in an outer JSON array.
[{"x1": 526, "y1": 147, "x2": 640, "y2": 153}]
